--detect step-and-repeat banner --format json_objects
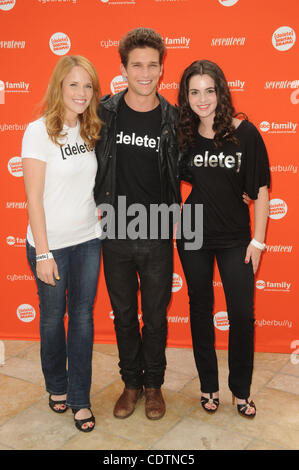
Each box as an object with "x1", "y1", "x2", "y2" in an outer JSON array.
[{"x1": 1, "y1": 0, "x2": 298, "y2": 354}]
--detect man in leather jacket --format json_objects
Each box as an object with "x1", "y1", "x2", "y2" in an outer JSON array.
[{"x1": 94, "y1": 28, "x2": 180, "y2": 421}]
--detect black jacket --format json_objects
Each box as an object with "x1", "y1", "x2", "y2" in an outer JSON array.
[{"x1": 94, "y1": 90, "x2": 181, "y2": 208}]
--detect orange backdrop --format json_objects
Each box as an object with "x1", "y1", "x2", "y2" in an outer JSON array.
[{"x1": 1, "y1": 0, "x2": 298, "y2": 354}]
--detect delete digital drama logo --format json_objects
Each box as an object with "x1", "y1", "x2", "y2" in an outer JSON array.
[
  {"x1": 17, "y1": 304, "x2": 36, "y2": 323},
  {"x1": 272, "y1": 26, "x2": 296, "y2": 51},
  {"x1": 214, "y1": 311, "x2": 230, "y2": 331},
  {"x1": 172, "y1": 273, "x2": 183, "y2": 293},
  {"x1": 110, "y1": 75, "x2": 128, "y2": 95},
  {"x1": 8, "y1": 156, "x2": 23, "y2": 177},
  {"x1": 218, "y1": 0, "x2": 239, "y2": 6},
  {"x1": 269, "y1": 198, "x2": 288, "y2": 220},
  {"x1": 0, "y1": 80, "x2": 4, "y2": 104},
  {"x1": 0, "y1": 0, "x2": 16, "y2": 10},
  {"x1": 49, "y1": 32, "x2": 71, "y2": 56}
]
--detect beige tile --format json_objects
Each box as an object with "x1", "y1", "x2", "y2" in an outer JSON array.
[
  {"x1": 280, "y1": 360, "x2": 299, "y2": 377},
  {"x1": 246, "y1": 439, "x2": 285, "y2": 450},
  {"x1": 0, "y1": 443, "x2": 13, "y2": 450},
  {"x1": 267, "y1": 373, "x2": 299, "y2": 396},
  {"x1": 93, "y1": 342, "x2": 118, "y2": 357},
  {"x1": 152, "y1": 416, "x2": 251, "y2": 450},
  {"x1": 2, "y1": 340, "x2": 35, "y2": 359},
  {"x1": 90, "y1": 351, "x2": 120, "y2": 395},
  {"x1": 61, "y1": 430, "x2": 146, "y2": 450},
  {"x1": 253, "y1": 352, "x2": 289, "y2": 373},
  {"x1": 164, "y1": 368, "x2": 195, "y2": 392},
  {"x1": 90, "y1": 386, "x2": 193, "y2": 448},
  {"x1": 0, "y1": 375, "x2": 45, "y2": 426},
  {"x1": 165, "y1": 347, "x2": 197, "y2": 377},
  {"x1": 0, "y1": 357, "x2": 44, "y2": 385},
  {"x1": 0, "y1": 405, "x2": 77, "y2": 450},
  {"x1": 15, "y1": 342, "x2": 41, "y2": 362}
]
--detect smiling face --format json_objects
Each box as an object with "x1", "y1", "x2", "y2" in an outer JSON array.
[
  {"x1": 188, "y1": 73, "x2": 217, "y2": 124},
  {"x1": 120, "y1": 47, "x2": 163, "y2": 100},
  {"x1": 61, "y1": 65, "x2": 93, "y2": 125}
]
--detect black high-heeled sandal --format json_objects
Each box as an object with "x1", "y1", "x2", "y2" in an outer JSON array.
[
  {"x1": 232, "y1": 394, "x2": 256, "y2": 419},
  {"x1": 201, "y1": 393, "x2": 219, "y2": 413},
  {"x1": 72, "y1": 408, "x2": 95, "y2": 432},
  {"x1": 49, "y1": 394, "x2": 68, "y2": 414}
]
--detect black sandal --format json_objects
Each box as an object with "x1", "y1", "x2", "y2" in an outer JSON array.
[
  {"x1": 72, "y1": 408, "x2": 95, "y2": 432},
  {"x1": 201, "y1": 393, "x2": 219, "y2": 413},
  {"x1": 49, "y1": 395, "x2": 68, "y2": 414},
  {"x1": 232, "y1": 394, "x2": 256, "y2": 419}
]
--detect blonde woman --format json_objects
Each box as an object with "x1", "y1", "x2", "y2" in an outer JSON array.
[{"x1": 22, "y1": 56, "x2": 102, "y2": 432}]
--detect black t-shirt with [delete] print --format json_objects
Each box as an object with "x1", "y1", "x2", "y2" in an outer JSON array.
[
  {"x1": 181, "y1": 120, "x2": 271, "y2": 249},
  {"x1": 114, "y1": 96, "x2": 162, "y2": 238}
]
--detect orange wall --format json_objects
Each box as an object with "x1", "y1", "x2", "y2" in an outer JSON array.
[{"x1": 1, "y1": 0, "x2": 298, "y2": 354}]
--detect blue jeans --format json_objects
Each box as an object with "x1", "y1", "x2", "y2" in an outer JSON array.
[{"x1": 26, "y1": 238, "x2": 101, "y2": 409}]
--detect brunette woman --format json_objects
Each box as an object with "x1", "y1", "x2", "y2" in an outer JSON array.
[{"x1": 177, "y1": 60, "x2": 270, "y2": 418}]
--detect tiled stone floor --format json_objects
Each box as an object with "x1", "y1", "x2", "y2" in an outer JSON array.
[{"x1": 0, "y1": 340, "x2": 298, "y2": 450}]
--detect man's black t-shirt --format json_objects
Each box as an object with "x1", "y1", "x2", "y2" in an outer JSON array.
[
  {"x1": 115, "y1": 96, "x2": 162, "y2": 238},
  {"x1": 181, "y1": 120, "x2": 271, "y2": 249}
]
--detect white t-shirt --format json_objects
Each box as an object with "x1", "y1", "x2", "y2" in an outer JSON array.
[{"x1": 22, "y1": 117, "x2": 101, "y2": 250}]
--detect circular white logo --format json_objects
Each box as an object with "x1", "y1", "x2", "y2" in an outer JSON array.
[
  {"x1": 172, "y1": 273, "x2": 183, "y2": 293},
  {"x1": 214, "y1": 311, "x2": 230, "y2": 331},
  {"x1": 101, "y1": 0, "x2": 109, "y2": 3},
  {"x1": 49, "y1": 32, "x2": 71, "y2": 56},
  {"x1": 8, "y1": 156, "x2": 23, "y2": 177},
  {"x1": 0, "y1": 80, "x2": 5, "y2": 91},
  {"x1": 218, "y1": 0, "x2": 239, "y2": 6},
  {"x1": 6, "y1": 235, "x2": 15, "y2": 246},
  {"x1": 17, "y1": 304, "x2": 36, "y2": 323},
  {"x1": 110, "y1": 75, "x2": 128, "y2": 95},
  {"x1": 0, "y1": 0, "x2": 16, "y2": 11},
  {"x1": 256, "y1": 280, "x2": 266, "y2": 290},
  {"x1": 109, "y1": 310, "x2": 115, "y2": 320},
  {"x1": 272, "y1": 26, "x2": 296, "y2": 51},
  {"x1": 269, "y1": 198, "x2": 288, "y2": 220},
  {"x1": 290, "y1": 88, "x2": 299, "y2": 105},
  {"x1": 259, "y1": 121, "x2": 270, "y2": 133}
]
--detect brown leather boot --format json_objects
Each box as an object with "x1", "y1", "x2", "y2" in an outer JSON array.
[
  {"x1": 145, "y1": 388, "x2": 166, "y2": 420},
  {"x1": 113, "y1": 387, "x2": 143, "y2": 419}
]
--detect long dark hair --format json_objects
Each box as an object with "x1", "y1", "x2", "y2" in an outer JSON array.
[{"x1": 177, "y1": 60, "x2": 241, "y2": 151}]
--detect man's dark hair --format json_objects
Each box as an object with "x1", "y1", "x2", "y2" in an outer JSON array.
[{"x1": 118, "y1": 27, "x2": 166, "y2": 67}]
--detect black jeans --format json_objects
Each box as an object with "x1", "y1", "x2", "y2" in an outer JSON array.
[
  {"x1": 177, "y1": 243, "x2": 255, "y2": 399},
  {"x1": 102, "y1": 239, "x2": 173, "y2": 389}
]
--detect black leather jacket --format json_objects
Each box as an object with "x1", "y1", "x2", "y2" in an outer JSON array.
[{"x1": 94, "y1": 90, "x2": 181, "y2": 207}]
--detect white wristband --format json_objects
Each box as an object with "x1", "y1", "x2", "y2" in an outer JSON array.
[
  {"x1": 250, "y1": 238, "x2": 266, "y2": 251},
  {"x1": 36, "y1": 252, "x2": 53, "y2": 262}
]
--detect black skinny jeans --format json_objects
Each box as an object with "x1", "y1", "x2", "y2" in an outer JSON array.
[
  {"x1": 102, "y1": 239, "x2": 173, "y2": 389},
  {"x1": 177, "y1": 243, "x2": 255, "y2": 399}
]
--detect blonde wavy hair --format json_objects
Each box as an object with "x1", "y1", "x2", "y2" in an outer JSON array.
[{"x1": 41, "y1": 55, "x2": 102, "y2": 147}]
